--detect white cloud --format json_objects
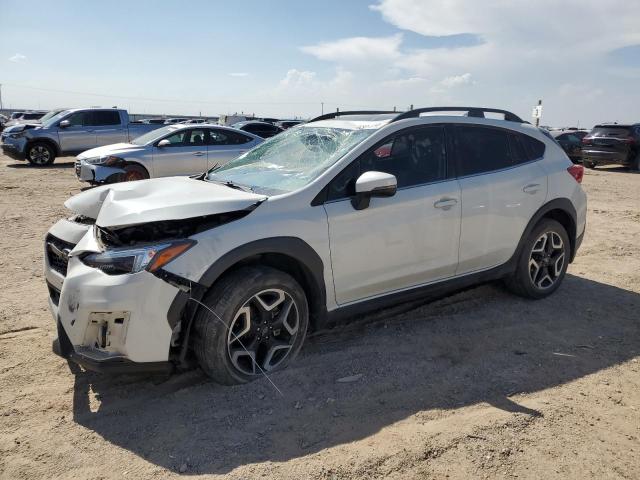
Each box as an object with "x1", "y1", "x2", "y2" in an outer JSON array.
[
  {"x1": 280, "y1": 69, "x2": 317, "y2": 87},
  {"x1": 441, "y1": 73, "x2": 474, "y2": 88},
  {"x1": 9, "y1": 53, "x2": 27, "y2": 63},
  {"x1": 301, "y1": 34, "x2": 403, "y2": 62},
  {"x1": 228, "y1": 72, "x2": 248, "y2": 77}
]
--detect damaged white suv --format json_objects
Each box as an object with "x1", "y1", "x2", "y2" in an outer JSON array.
[{"x1": 45, "y1": 108, "x2": 587, "y2": 384}]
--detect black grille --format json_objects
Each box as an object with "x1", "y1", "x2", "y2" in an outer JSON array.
[
  {"x1": 47, "y1": 282, "x2": 61, "y2": 306},
  {"x1": 46, "y1": 234, "x2": 75, "y2": 276}
]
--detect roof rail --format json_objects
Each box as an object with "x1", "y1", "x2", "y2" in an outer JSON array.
[
  {"x1": 391, "y1": 107, "x2": 524, "y2": 123},
  {"x1": 307, "y1": 110, "x2": 400, "y2": 123}
]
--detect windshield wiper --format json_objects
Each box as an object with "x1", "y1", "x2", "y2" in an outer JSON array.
[{"x1": 207, "y1": 177, "x2": 253, "y2": 192}]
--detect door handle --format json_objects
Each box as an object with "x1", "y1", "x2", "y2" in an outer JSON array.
[
  {"x1": 193, "y1": 152, "x2": 204, "y2": 156},
  {"x1": 523, "y1": 183, "x2": 541, "y2": 194},
  {"x1": 434, "y1": 198, "x2": 458, "y2": 210}
]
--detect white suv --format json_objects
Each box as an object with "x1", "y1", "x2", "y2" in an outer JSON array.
[{"x1": 45, "y1": 107, "x2": 587, "y2": 384}]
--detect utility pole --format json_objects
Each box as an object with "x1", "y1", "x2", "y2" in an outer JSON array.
[
  {"x1": 0, "y1": 84, "x2": 3, "y2": 111},
  {"x1": 321, "y1": 102, "x2": 324, "y2": 115}
]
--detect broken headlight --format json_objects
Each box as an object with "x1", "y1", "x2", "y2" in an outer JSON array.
[
  {"x1": 84, "y1": 155, "x2": 125, "y2": 166},
  {"x1": 81, "y1": 240, "x2": 195, "y2": 275}
]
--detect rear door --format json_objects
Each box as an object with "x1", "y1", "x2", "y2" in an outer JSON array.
[
  {"x1": 91, "y1": 110, "x2": 128, "y2": 146},
  {"x1": 151, "y1": 128, "x2": 208, "y2": 177},
  {"x1": 206, "y1": 128, "x2": 255, "y2": 168},
  {"x1": 454, "y1": 124, "x2": 548, "y2": 274},
  {"x1": 57, "y1": 111, "x2": 96, "y2": 152}
]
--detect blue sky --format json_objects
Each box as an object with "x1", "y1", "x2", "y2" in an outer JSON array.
[{"x1": 2, "y1": 0, "x2": 640, "y2": 126}]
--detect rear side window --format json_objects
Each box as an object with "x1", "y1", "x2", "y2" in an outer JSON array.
[
  {"x1": 89, "y1": 111, "x2": 121, "y2": 126},
  {"x1": 23, "y1": 113, "x2": 43, "y2": 120},
  {"x1": 208, "y1": 129, "x2": 252, "y2": 145},
  {"x1": 454, "y1": 126, "x2": 513, "y2": 176},
  {"x1": 511, "y1": 132, "x2": 545, "y2": 163}
]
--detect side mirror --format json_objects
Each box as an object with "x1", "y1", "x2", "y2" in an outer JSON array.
[
  {"x1": 59, "y1": 120, "x2": 70, "y2": 128},
  {"x1": 157, "y1": 139, "x2": 171, "y2": 148},
  {"x1": 351, "y1": 171, "x2": 397, "y2": 210}
]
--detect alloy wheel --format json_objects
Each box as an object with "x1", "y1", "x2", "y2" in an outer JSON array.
[
  {"x1": 529, "y1": 231, "x2": 565, "y2": 289},
  {"x1": 227, "y1": 288, "x2": 300, "y2": 375},
  {"x1": 29, "y1": 146, "x2": 50, "y2": 165}
]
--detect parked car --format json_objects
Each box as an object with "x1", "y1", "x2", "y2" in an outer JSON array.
[
  {"x1": 9, "y1": 111, "x2": 25, "y2": 120},
  {"x1": 139, "y1": 118, "x2": 167, "y2": 125},
  {"x1": 45, "y1": 107, "x2": 586, "y2": 382},
  {"x1": 0, "y1": 114, "x2": 7, "y2": 132},
  {"x1": 581, "y1": 123, "x2": 640, "y2": 170},
  {"x1": 2, "y1": 110, "x2": 48, "y2": 128},
  {"x1": 0, "y1": 108, "x2": 164, "y2": 165},
  {"x1": 75, "y1": 124, "x2": 263, "y2": 184},
  {"x1": 276, "y1": 120, "x2": 304, "y2": 129},
  {"x1": 164, "y1": 118, "x2": 189, "y2": 125},
  {"x1": 232, "y1": 120, "x2": 283, "y2": 138},
  {"x1": 218, "y1": 114, "x2": 248, "y2": 126},
  {"x1": 551, "y1": 130, "x2": 588, "y2": 163}
]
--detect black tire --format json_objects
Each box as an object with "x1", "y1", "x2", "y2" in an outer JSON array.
[
  {"x1": 504, "y1": 219, "x2": 570, "y2": 299},
  {"x1": 192, "y1": 266, "x2": 309, "y2": 385},
  {"x1": 122, "y1": 163, "x2": 149, "y2": 181},
  {"x1": 630, "y1": 152, "x2": 640, "y2": 172},
  {"x1": 584, "y1": 160, "x2": 596, "y2": 169},
  {"x1": 26, "y1": 142, "x2": 55, "y2": 166}
]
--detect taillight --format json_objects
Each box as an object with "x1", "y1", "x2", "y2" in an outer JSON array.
[
  {"x1": 567, "y1": 164, "x2": 584, "y2": 183},
  {"x1": 623, "y1": 136, "x2": 636, "y2": 145}
]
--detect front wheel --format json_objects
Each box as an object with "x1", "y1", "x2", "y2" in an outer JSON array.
[
  {"x1": 26, "y1": 142, "x2": 55, "y2": 166},
  {"x1": 192, "y1": 266, "x2": 309, "y2": 385},
  {"x1": 505, "y1": 219, "x2": 570, "y2": 299},
  {"x1": 123, "y1": 164, "x2": 149, "y2": 181}
]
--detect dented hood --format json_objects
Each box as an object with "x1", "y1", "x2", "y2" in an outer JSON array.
[
  {"x1": 65, "y1": 177, "x2": 267, "y2": 228},
  {"x1": 77, "y1": 143, "x2": 143, "y2": 160}
]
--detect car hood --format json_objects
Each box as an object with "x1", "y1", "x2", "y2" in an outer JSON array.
[
  {"x1": 77, "y1": 143, "x2": 144, "y2": 160},
  {"x1": 64, "y1": 176, "x2": 267, "y2": 228},
  {"x1": 2, "y1": 123, "x2": 41, "y2": 132}
]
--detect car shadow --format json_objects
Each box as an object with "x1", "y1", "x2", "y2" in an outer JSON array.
[
  {"x1": 586, "y1": 165, "x2": 637, "y2": 174},
  {"x1": 70, "y1": 274, "x2": 639, "y2": 474},
  {"x1": 5, "y1": 161, "x2": 75, "y2": 169}
]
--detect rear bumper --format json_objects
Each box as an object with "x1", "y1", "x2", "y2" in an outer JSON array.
[{"x1": 582, "y1": 149, "x2": 631, "y2": 165}]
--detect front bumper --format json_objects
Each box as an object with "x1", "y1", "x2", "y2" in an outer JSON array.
[
  {"x1": 1, "y1": 137, "x2": 26, "y2": 160},
  {"x1": 75, "y1": 160, "x2": 125, "y2": 184},
  {"x1": 46, "y1": 219, "x2": 182, "y2": 371}
]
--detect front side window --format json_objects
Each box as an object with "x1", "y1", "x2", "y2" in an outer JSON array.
[
  {"x1": 207, "y1": 126, "x2": 375, "y2": 194},
  {"x1": 65, "y1": 112, "x2": 88, "y2": 127},
  {"x1": 326, "y1": 126, "x2": 447, "y2": 200},
  {"x1": 162, "y1": 130, "x2": 187, "y2": 147},
  {"x1": 186, "y1": 129, "x2": 206, "y2": 145}
]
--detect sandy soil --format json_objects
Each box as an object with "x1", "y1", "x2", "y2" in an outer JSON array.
[{"x1": 0, "y1": 154, "x2": 638, "y2": 480}]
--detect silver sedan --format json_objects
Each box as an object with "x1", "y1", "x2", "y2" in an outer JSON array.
[{"x1": 75, "y1": 124, "x2": 263, "y2": 184}]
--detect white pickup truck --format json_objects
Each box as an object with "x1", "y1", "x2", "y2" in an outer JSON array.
[{"x1": 0, "y1": 108, "x2": 163, "y2": 165}]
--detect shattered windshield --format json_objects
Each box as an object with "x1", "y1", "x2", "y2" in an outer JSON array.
[{"x1": 206, "y1": 126, "x2": 374, "y2": 194}]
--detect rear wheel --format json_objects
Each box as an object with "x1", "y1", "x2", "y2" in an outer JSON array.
[
  {"x1": 192, "y1": 266, "x2": 309, "y2": 385},
  {"x1": 123, "y1": 164, "x2": 149, "y2": 181},
  {"x1": 584, "y1": 160, "x2": 596, "y2": 169},
  {"x1": 26, "y1": 142, "x2": 55, "y2": 166},
  {"x1": 505, "y1": 219, "x2": 570, "y2": 299}
]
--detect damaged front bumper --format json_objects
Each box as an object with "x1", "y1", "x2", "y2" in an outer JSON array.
[
  {"x1": 46, "y1": 218, "x2": 180, "y2": 373},
  {"x1": 75, "y1": 160, "x2": 125, "y2": 184}
]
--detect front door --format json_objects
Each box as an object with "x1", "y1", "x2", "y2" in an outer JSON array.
[
  {"x1": 323, "y1": 126, "x2": 461, "y2": 305},
  {"x1": 151, "y1": 128, "x2": 208, "y2": 177},
  {"x1": 58, "y1": 111, "x2": 96, "y2": 152}
]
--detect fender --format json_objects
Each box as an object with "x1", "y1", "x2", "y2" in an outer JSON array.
[
  {"x1": 164, "y1": 237, "x2": 327, "y2": 364},
  {"x1": 510, "y1": 198, "x2": 578, "y2": 267}
]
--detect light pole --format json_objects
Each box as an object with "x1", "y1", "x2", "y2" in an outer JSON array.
[{"x1": 0, "y1": 84, "x2": 3, "y2": 111}]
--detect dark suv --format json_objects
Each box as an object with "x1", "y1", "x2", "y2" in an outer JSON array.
[{"x1": 581, "y1": 124, "x2": 640, "y2": 170}]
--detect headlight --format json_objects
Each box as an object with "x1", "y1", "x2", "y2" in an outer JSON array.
[
  {"x1": 9, "y1": 132, "x2": 26, "y2": 139},
  {"x1": 84, "y1": 155, "x2": 124, "y2": 166},
  {"x1": 81, "y1": 240, "x2": 195, "y2": 275}
]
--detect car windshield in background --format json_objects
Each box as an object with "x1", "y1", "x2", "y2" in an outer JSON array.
[
  {"x1": 206, "y1": 126, "x2": 374, "y2": 194},
  {"x1": 131, "y1": 125, "x2": 180, "y2": 145},
  {"x1": 590, "y1": 125, "x2": 631, "y2": 137},
  {"x1": 41, "y1": 110, "x2": 72, "y2": 128}
]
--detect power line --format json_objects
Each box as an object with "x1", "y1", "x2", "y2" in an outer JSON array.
[{"x1": 2, "y1": 82, "x2": 376, "y2": 109}]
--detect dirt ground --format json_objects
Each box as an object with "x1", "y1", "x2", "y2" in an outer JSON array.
[{"x1": 0, "y1": 154, "x2": 638, "y2": 480}]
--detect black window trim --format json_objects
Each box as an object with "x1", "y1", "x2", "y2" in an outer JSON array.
[
  {"x1": 312, "y1": 124, "x2": 454, "y2": 206},
  {"x1": 451, "y1": 123, "x2": 546, "y2": 180}
]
